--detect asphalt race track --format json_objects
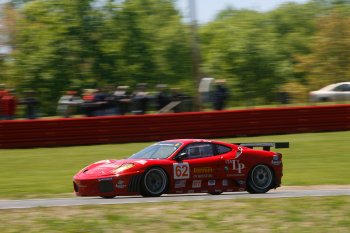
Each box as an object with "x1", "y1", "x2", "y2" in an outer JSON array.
[{"x1": 1, "y1": 187, "x2": 350, "y2": 209}]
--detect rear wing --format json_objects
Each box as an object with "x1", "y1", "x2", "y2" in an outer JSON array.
[{"x1": 232, "y1": 142, "x2": 289, "y2": 151}]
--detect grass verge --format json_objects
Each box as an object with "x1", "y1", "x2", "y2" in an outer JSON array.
[{"x1": 0, "y1": 196, "x2": 350, "y2": 232}]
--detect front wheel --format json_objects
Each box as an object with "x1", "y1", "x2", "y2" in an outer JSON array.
[
  {"x1": 320, "y1": 97, "x2": 330, "y2": 102},
  {"x1": 247, "y1": 164, "x2": 274, "y2": 194},
  {"x1": 141, "y1": 167, "x2": 168, "y2": 197}
]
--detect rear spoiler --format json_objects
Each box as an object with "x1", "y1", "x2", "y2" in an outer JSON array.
[{"x1": 232, "y1": 142, "x2": 289, "y2": 151}]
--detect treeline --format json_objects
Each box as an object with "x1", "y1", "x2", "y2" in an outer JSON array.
[
  {"x1": 201, "y1": 0, "x2": 350, "y2": 105},
  {"x1": 1, "y1": 0, "x2": 350, "y2": 114}
]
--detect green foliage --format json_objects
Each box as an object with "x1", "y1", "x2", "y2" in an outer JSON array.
[
  {"x1": 199, "y1": 3, "x2": 324, "y2": 105},
  {"x1": 296, "y1": 7, "x2": 350, "y2": 89},
  {"x1": 8, "y1": 0, "x2": 104, "y2": 114},
  {"x1": 199, "y1": 1, "x2": 350, "y2": 105},
  {"x1": 1, "y1": 0, "x2": 191, "y2": 114},
  {"x1": 98, "y1": 0, "x2": 192, "y2": 86},
  {"x1": 280, "y1": 81, "x2": 309, "y2": 103},
  {"x1": 201, "y1": 11, "x2": 284, "y2": 104}
]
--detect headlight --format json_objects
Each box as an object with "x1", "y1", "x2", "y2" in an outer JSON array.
[{"x1": 114, "y1": 163, "x2": 135, "y2": 174}]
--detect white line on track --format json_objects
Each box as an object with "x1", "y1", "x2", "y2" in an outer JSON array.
[{"x1": 1, "y1": 188, "x2": 350, "y2": 209}]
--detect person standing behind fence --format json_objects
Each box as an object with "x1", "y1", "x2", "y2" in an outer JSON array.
[
  {"x1": 212, "y1": 79, "x2": 229, "y2": 110},
  {"x1": 132, "y1": 83, "x2": 149, "y2": 115},
  {"x1": 1, "y1": 89, "x2": 18, "y2": 120},
  {"x1": 0, "y1": 84, "x2": 8, "y2": 119},
  {"x1": 19, "y1": 90, "x2": 40, "y2": 119},
  {"x1": 113, "y1": 86, "x2": 130, "y2": 115},
  {"x1": 57, "y1": 91, "x2": 83, "y2": 118},
  {"x1": 93, "y1": 88, "x2": 109, "y2": 116},
  {"x1": 156, "y1": 84, "x2": 171, "y2": 111},
  {"x1": 81, "y1": 89, "x2": 96, "y2": 117}
]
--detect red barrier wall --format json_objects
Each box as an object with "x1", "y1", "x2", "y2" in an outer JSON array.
[{"x1": 1, "y1": 104, "x2": 350, "y2": 149}]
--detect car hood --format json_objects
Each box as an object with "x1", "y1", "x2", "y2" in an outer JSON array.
[{"x1": 75, "y1": 159, "x2": 150, "y2": 178}]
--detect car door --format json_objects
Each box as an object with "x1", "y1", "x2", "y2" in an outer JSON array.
[
  {"x1": 333, "y1": 84, "x2": 350, "y2": 101},
  {"x1": 343, "y1": 84, "x2": 350, "y2": 101},
  {"x1": 172, "y1": 142, "x2": 220, "y2": 191}
]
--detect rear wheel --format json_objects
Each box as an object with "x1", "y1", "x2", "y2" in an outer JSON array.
[
  {"x1": 141, "y1": 167, "x2": 168, "y2": 197},
  {"x1": 247, "y1": 164, "x2": 274, "y2": 194}
]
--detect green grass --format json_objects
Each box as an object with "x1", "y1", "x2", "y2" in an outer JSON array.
[
  {"x1": 0, "y1": 196, "x2": 350, "y2": 232},
  {"x1": 0, "y1": 131, "x2": 350, "y2": 199}
]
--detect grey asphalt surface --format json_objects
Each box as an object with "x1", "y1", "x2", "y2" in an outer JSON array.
[{"x1": 1, "y1": 188, "x2": 350, "y2": 209}]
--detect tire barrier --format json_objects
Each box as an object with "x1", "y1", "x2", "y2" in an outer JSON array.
[{"x1": 0, "y1": 104, "x2": 349, "y2": 149}]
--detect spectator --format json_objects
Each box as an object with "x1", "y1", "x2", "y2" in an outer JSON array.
[
  {"x1": 113, "y1": 86, "x2": 131, "y2": 115},
  {"x1": 198, "y1": 77, "x2": 215, "y2": 105},
  {"x1": 169, "y1": 88, "x2": 182, "y2": 113},
  {"x1": 170, "y1": 87, "x2": 181, "y2": 102},
  {"x1": 0, "y1": 84, "x2": 8, "y2": 120},
  {"x1": 92, "y1": 88, "x2": 109, "y2": 116},
  {"x1": 82, "y1": 89, "x2": 95, "y2": 102},
  {"x1": 57, "y1": 91, "x2": 83, "y2": 118},
  {"x1": 81, "y1": 89, "x2": 97, "y2": 117},
  {"x1": 155, "y1": 84, "x2": 171, "y2": 111},
  {"x1": 1, "y1": 89, "x2": 17, "y2": 120},
  {"x1": 132, "y1": 83, "x2": 149, "y2": 115},
  {"x1": 212, "y1": 79, "x2": 228, "y2": 110},
  {"x1": 19, "y1": 90, "x2": 40, "y2": 119},
  {"x1": 101, "y1": 86, "x2": 118, "y2": 116}
]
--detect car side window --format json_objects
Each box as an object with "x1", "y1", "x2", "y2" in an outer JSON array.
[
  {"x1": 182, "y1": 143, "x2": 215, "y2": 159},
  {"x1": 334, "y1": 84, "x2": 350, "y2": 92},
  {"x1": 216, "y1": 144, "x2": 232, "y2": 154},
  {"x1": 344, "y1": 84, "x2": 350, "y2": 91}
]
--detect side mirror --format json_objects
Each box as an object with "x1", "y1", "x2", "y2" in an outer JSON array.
[{"x1": 175, "y1": 152, "x2": 188, "y2": 162}]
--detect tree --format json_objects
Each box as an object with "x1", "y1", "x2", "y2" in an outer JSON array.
[
  {"x1": 200, "y1": 10, "x2": 289, "y2": 105},
  {"x1": 98, "y1": 0, "x2": 192, "y2": 87},
  {"x1": 3, "y1": 0, "x2": 191, "y2": 114},
  {"x1": 0, "y1": 3, "x2": 20, "y2": 86},
  {"x1": 296, "y1": 7, "x2": 350, "y2": 89},
  {"x1": 10, "y1": 0, "x2": 102, "y2": 114}
]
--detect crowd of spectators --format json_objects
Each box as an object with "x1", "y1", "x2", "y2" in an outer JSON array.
[
  {"x1": 56, "y1": 83, "x2": 193, "y2": 118},
  {"x1": 0, "y1": 80, "x2": 228, "y2": 120}
]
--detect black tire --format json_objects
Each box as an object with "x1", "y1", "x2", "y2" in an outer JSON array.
[
  {"x1": 247, "y1": 164, "x2": 274, "y2": 194},
  {"x1": 141, "y1": 167, "x2": 168, "y2": 197},
  {"x1": 100, "y1": 196, "x2": 116, "y2": 199},
  {"x1": 208, "y1": 191, "x2": 223, "y2": 195}
]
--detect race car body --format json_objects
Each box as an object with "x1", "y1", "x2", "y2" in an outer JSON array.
[{"x1": 73, "y1": 139, "x2": 289, "y2": 198}]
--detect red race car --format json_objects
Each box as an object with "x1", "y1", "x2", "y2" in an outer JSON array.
[{"x1": 73, "y1": 139, "x2": 289, "y2": 198}]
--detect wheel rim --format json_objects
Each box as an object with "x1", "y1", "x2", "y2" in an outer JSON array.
[
  {"x1": 251, "y1": 165, "x2": 272, "y2": 190},
  {"x1": 144, "y1": 168, "x2": 166, "y2": 195}
]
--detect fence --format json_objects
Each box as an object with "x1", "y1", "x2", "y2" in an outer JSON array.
[{"x1": 0, "y1": 104, "x2": 349, "y2": 149}]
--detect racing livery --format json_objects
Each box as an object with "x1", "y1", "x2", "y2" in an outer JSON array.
[{"x1": 73, "y1": 139, "x2": 289, "y2": 198}]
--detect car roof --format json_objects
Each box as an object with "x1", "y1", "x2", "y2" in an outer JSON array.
[
  {"x1": 160, "y1": 139, "x2": 232, "y2": 146},
  {"x1": 319, "y1": 82, "x2": 350, "y2": 91}
]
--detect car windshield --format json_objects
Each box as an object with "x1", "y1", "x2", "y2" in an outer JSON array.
[
  {"x1": 129, "y1": 142, "x2": 182, "y2": 159},
  {"x1": 319, "y1": 83, "x2": 338, "y2": 91}
]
